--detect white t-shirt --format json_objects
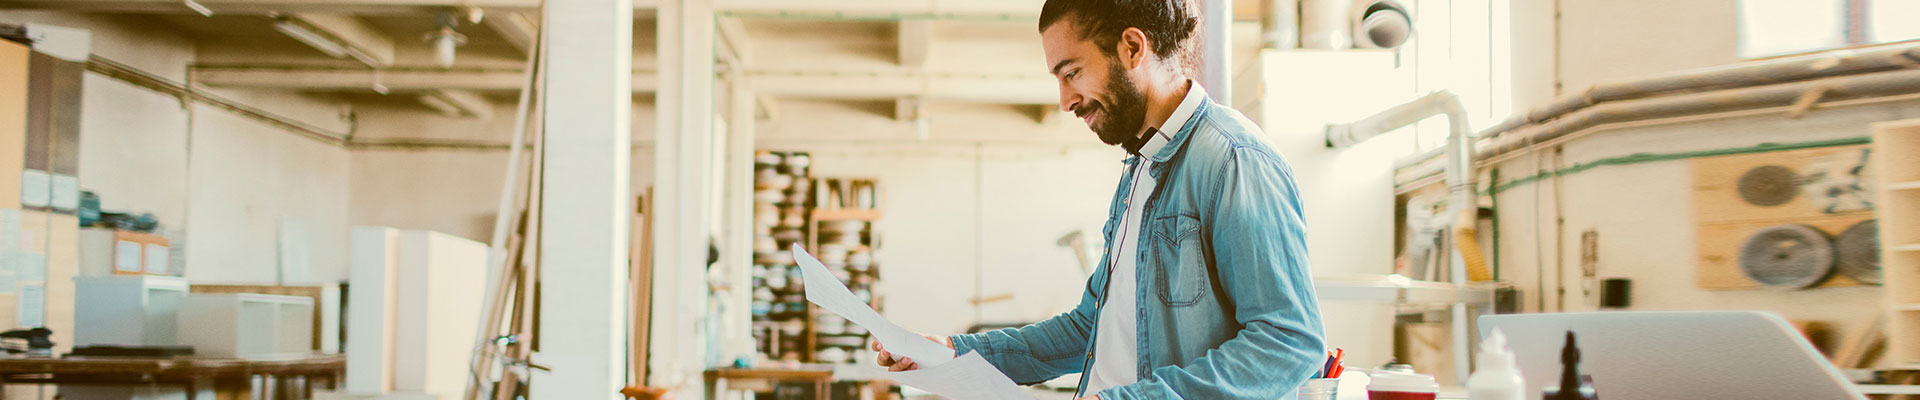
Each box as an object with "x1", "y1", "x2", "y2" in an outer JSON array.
[{"x1": 1082, "y1": 84, "x2": 1207, "y2": 393}]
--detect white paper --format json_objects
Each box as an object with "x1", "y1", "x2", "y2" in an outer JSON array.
[
  {"x1": 792, "y1": 244, "x2": 956, "y2": 366},
  {"x1": 16, "y1": 252, "x2": 44, "y2": 282},
  {"x1": 145, "y1": 244, "x2": 170, "y2": 274},
  {"x1": 48, "y1": 175, "x2": 77, "y2": 211},
  {"x1": 0, "y1": 209, "x2": 19, "y2": 253},
  {"x1": 887, "y1": 351, "x2": 1036, "y2": 400},
  {"x1": 19, "y1": 171, "x2": 48, "y2": 208},
  {"x1": 115, "y1": 240, "x2": 143, "y2": 272},
  {"x1": 18, "y1": 284, "x2": 43, "y2": 327}
]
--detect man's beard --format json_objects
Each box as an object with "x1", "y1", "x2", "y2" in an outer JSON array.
[{"x1": 1081, "y1": 63, "x2": 1149, "y2": 146}]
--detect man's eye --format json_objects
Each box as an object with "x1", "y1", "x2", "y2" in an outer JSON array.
[{"x1": 1065, "y1": 71, "x2": 1078, "y2": 79}]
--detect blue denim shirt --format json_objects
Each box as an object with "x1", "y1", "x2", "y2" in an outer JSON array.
[{"x1": 949, "y1": 97, "x2": 1326, "y2": 400}]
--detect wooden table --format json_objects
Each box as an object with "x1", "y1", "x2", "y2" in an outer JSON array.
[
  {"x1": 0, "y1": 354, "x2": 344, "y2": 399},
  {"x1": 704, "y1": 367, "x2": 835, "y2": 400}
]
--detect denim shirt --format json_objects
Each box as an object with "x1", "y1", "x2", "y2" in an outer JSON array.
[{"x1": 949, "y1": 97, "x2": 1327, "y2": 400}]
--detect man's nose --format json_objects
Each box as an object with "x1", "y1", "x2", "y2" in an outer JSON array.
[{"x1": 1057, "y1": 83, "x2": 1080, "y2": 113}]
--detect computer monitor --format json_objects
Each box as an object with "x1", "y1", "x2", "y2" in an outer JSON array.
[{"x1": 1478, "y1": 311, "x2": 1863, "y2": 399}]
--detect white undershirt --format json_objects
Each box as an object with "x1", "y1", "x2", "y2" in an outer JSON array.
[{"x1": 1082, "y1": 83, "x2": 1206, "y2": 394}]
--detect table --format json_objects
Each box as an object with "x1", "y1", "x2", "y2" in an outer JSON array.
[
  {"x1": 0, "y1": 354, "x2": 344, "y2": 399},
  {"x1": 704, "y1": 367, "x2": 834, "y2": 400}
]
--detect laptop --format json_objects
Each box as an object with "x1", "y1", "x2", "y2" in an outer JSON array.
[{"x1": 1478, "y1": 311, "x2": 1864, "y2": 399}]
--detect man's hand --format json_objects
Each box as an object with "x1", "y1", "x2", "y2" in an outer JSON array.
[{"x1": 870, "y1": 334, "x2": 953, "y2": 372}]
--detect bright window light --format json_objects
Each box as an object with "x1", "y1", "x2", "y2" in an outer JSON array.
[
  {"x1": 1738, "y1": 0, "x2": 1846, "y2": 58},
  {"x1": 1871, "y1": 0, "x2": 1920, "y2": 43}
]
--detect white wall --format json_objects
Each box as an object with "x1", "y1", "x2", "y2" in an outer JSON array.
[
  {"x1": 0, "y1": 13, "x2": 358, "y2": 283},
  {"x1": 1485, "y1": 0, "x2": 1897, "y2": 358}
]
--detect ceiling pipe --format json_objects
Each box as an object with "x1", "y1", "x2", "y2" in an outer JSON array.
[
  {"x1": 1482, "y1": 44, "x2": 1920, "y2": 142},
  {"x1": 1393, "y1": 67, "x2": 1920, "y2": 187},
  {"x1": 1391, "y1": 43, "x2": 1920, "y2": 181}
]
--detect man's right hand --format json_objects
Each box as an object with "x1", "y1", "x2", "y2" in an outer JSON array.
[{"x1": 871, "y1": 334, "x2": 954, "y2": 372}]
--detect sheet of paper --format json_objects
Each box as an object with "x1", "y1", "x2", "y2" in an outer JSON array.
[
  {"x1": 888, "y1": 351, "x2": 1035, "y2": 400},
  {"x1": 792, "y1": 244, "x2": 955, "y2": 366},
  {"x1": 115, "y1": 240, "x2": 143, "y2": 272},
  {"x1": 19, "y1": 171, "x2": 48, "y2": 208},
  {"x1": 18, "y1": 284, "x2": 43, "y2": 327},
  {"x1": 145, "y1": 244, "x2": 170, "y2": 274},
  {"x1": 48, "y1": 175, "x2": 77, "y2": 211}
]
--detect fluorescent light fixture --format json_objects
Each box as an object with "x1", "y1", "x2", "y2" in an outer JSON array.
[
  {"x1": 273, "y1": 20, "x2": 349, "y2": 59},
  {"x1": 182, "y1": 0, "x2": 212, "y2": 16},
  {"x1": 419, "y1": 94, "x2": 462, "y2": 117}
]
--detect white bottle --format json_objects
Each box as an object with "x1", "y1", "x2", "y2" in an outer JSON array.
[{"x1": 1468, "y1": 329, "x2": 1527, "y2": 400}]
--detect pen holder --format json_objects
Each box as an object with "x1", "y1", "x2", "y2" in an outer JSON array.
[{"x1": 1298, "y1": 378, "x2": 1339, "y2": 400}]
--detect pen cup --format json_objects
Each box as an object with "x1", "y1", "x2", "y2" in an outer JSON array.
[{"x1": 1297, "y1": 378, "x2": 1339, "y2": 400}]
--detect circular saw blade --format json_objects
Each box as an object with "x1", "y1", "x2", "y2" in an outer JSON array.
[
  {"x1": 1836, "y1": 220, "x2": 1880, "y2": 285},
  {"x1": 1737, "y1": 165, "x2": 1801, "y2": 207},
  {"x1": 1738, "y1": 224, "x2": 1835, "y2": 289}
]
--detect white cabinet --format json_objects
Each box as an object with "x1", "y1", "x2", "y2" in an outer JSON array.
[
  {"x1": 176, "y1": 293, "x2": 314, "y2": 358},
  {"x1": 73, "y1": 276, "x2": 188, "y2": 347},
  {"x1": 346, "y1": 227, "x2": 486, "y2": 398}
]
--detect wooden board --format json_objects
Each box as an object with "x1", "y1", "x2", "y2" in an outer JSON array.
[
  {"x1": 1693, "y1": 145, "x2": 1877, "y2": 290},
  {"x1": 0, "y1": 41, "x2": 26, "y2": 210}
]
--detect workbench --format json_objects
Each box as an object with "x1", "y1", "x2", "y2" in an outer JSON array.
[{"x1": 0, "y1": 354, "x2": 343, "y2": 399}]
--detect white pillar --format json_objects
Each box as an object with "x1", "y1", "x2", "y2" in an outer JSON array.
[
  {"x1": 1199, "y1": 0, "x2": 1232, "y2": 104},
  {"x1": 722, "y1": 77, "x2": 758, "y2": 362},
  {"x1": 651, "y1": 0, "x2": 717, "y2": 393},
  {"x1": 534, "y1": 0, "x2": 632, "y2": 398}
]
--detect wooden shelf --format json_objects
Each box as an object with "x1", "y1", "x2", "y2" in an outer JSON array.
[
  {"x1": 1895, "y1": 244, "x2": 1920, "y2": 253},
  {"x1": 811, "y1": 208, "x2": 881, "y2": 221}
]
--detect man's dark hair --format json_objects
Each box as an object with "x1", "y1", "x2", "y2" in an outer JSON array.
[{"x1": 1039, "y1": 0, "x2": 1200, "y2": 62}]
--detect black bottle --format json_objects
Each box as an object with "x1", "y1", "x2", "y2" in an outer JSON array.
[{"x1": 1543, "y1": 331, "x2": 1597, "y2": 400}]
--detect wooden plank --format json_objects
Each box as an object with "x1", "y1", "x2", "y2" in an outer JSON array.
[
  {"x1": 0, "y1": 40, "x2": 26, "y2": 210},
  {"x1": 1692, "y1": 144, "x2": 1878, "y2": 290},
  {"x1": 1696, "y1": 214, "x2": 1873, "y2": 290},
  {"x1": 1691, "y1": 144, "x2": 1873, "y2": 225}
]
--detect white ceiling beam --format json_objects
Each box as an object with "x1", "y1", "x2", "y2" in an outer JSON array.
[
  {"x1": 0, "y1": 0, "x2": 543, "y2": 14},
  {"x1": 419, "y1": 89, "x2": 494, "y2": 119},
  {"x1": 897, "y1": 20, "x2": 932, "y2": 68},
  {"x1": 191, "y1": 66, "x2": 1054, "y2": 103},
  {"x1": 280, "y1": 13, "x2": 394, "y2": 66},
  {"x1": 715, "y1": 17, "x2": 755, "y2": 67},
  {"x1": 481, "y1": 11, "x2": 539, "y2": 54},
  {"x1": 894, "y1": 96, "x2": 922, "y2": 121},
  {"x1": 192, "y1": 66, "x2": 661, "y2": 92},
  {"x1": 756, "y1": 94, "x2": 780, "y2": 120},
  {"x1": 748, "y1": 70, "x2": 1058, "y2": 104}
]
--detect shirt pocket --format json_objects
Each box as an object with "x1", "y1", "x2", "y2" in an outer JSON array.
[{"x1": 1149, "y1": 214, "x2": 1210, "y2": 307}]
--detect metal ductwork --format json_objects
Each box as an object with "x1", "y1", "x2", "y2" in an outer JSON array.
[{"x1": 1392, "y1": 43, "x2": 1920, "y2": 187}]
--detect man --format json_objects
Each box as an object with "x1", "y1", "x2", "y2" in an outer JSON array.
[{"x1": 873, "y1": 0, "x2": 1326, "y2": 398}]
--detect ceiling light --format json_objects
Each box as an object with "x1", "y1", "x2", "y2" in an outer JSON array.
[{"x1": 273, "y1": 19, "x2": 349, "y2": 59}]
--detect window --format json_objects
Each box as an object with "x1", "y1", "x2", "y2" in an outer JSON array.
[{"x1": 1739, "y1": 0, "x2": 1920, "y2": 59}]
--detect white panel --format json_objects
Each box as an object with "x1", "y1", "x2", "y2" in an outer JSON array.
[{"x1": 347, "y1": 227, "x2": 402, "y2": 393}]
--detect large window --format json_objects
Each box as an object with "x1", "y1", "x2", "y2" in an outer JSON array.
[{"x1": 1739, "y1": 0, "x2": 1920, "y2": 59}]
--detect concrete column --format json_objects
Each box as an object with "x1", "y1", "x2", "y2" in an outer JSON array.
[
  {"x1": 721, "y1": 77, "x2": 757, "y2": 362},
  {"x1": 534, "y1": 0, "x2": 632, "y2": 398},
  {"x1": 651, "y1": 0, "x2": 717, "y2": 393}
]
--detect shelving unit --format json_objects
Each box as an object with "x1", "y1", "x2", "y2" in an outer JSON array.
[
  {"x1": 1873, "y1": 119, "x2": 1920, "y2": 367},
  {"x1": 747, "y1": 154, "x2": 884, "y2": 365}
]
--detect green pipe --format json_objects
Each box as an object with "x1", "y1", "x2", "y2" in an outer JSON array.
[
  {"x1": 1488, "y1": 167, "x2": 1501, "y2": 281},
  {"x1": 1472, "y1": 136, "x2": 1873, "y2": 196}
]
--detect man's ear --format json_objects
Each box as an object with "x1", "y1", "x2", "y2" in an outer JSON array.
[{"x1": 1117, "y1": 27, "x2": 1149, "y2": 71}]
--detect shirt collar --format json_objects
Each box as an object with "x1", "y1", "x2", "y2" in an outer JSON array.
[{"x1": 1124, "y1": 82, "x2": 1206, "y2": 159}]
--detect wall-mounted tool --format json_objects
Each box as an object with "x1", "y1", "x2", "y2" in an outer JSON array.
[{"x1": 1738, "y1": 224, "x2": 1836, "y2": 289}]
